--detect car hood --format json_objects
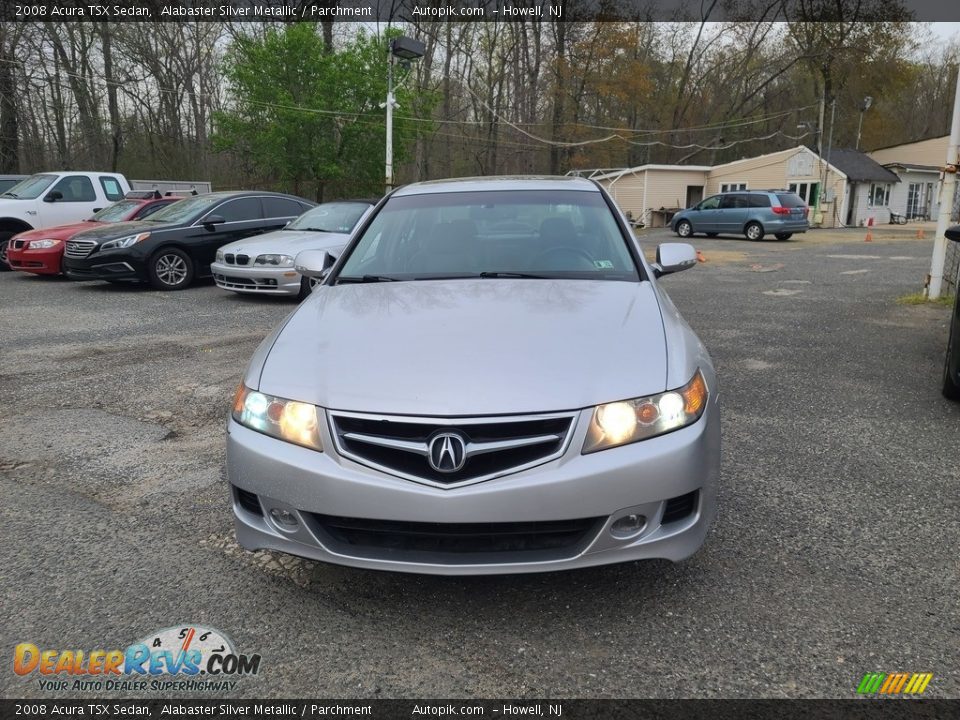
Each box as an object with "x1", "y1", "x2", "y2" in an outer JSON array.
[
  {"x1": 15, "y1": 221, "x2": 105, "y2": 241},
  {"x1": 69, "y1": 220, "x2": 167, "y2": 242},
  {"x1": 218, "y1": 229, "x2": 351, "y2": 256},
  {"x1": 258, "y1": 279, "x2": 669, "y2": 416}
]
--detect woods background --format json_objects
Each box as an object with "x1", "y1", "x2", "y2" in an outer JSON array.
[{"x1": 0, "y1": 12, "x2": 957, "y2": 199}]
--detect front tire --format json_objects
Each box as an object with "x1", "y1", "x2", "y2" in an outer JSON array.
[
  {"x1": 775, "y1": 232, "x2": 793, "y2": 241},
  {"x1": 0, "y1": 231, "x2": 13, "y2": 271},
  {"x1": 943, "y1": 305, "x2": 960, "y2": 400},
  {"x1": 745, "y1": 222, "x2": 764, "y2": 241},
  {"x1": 297, "y1": 275, "x2": 322, "y2": 301},
  {"x1": 147, "y1": 248, "x2": 194, "y2": 290},
  {"x1": 676, "y1": 220, "x2": 693, "y2": 238}
]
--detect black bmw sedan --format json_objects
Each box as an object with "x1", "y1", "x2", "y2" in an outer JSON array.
[{"x1": 62, "y1": 191, "x2": 315, "y2": 290}]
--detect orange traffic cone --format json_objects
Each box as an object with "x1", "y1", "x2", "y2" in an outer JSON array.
[
  {"x1": 696, "y1": 250, "x2": 706, "y2": 263},
  {"x1": 865, "y1": 228, "x2": 873, "y2": 242},
  {"x1": 916, "y1": 227, "x2": 925, "y2": 239}
]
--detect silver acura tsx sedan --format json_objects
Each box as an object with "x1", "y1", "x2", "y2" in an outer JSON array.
[{"x1": 226, "y1": 176, "x2": 720, "y2": 575}]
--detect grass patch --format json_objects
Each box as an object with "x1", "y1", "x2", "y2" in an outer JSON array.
[{"x1": 896, "y1": 291, "x2": 955, "y2": 307}]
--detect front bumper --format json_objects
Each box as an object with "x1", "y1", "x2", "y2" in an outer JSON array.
[
  {"x1": 7, "y1": 245, "x2": 63, "y2": 275},
  {"x1": 212, "y1": 261, "x2": 302, "y2": 296},
  {"x1": 226, "y1": 399, "x2": 720, "y2": 575},
  {"x1": 62, "y1": 253, "x2": 142, "y2": 281}
]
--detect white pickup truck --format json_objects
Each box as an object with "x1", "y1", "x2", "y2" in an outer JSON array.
[{"x1": 0, "y1": 171, "x2": 211, "y2": 269}]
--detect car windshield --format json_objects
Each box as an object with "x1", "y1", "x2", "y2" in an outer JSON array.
[
  {"x1": 91, "y1": 199, "x2": 143, "y2": 223},
  {"x1": 2, "y1": 174, "x2": 57, "y2": 199},
  {"x1": 142, "y1": 194, "x2": 221, "y2": 224},
  {"x1": 336, "y1": 189, "x2": 639, "y2": 283},
  {"x1": 288, "y1": 202, "x2": 370, "y2": 233}
]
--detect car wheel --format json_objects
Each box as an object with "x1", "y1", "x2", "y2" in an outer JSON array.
[
  {"x1": 943, "y1": 305, "x2": 960, "y2": 400},
  {"x1": 745, "y1": 222, "x2": 764, "y2": 241},
  {"x1": 297, "y1": 275, "x2": 323, "y2": 301},
  {"x1": 147, "y1": 248, "x2": 194, "y2": 290},
  {"x1": 0, "y1": 231, "x2": 13, "y2": 271},
  {"x1": 775, "y1": 233, "x2": 792, "y2": 241},
  {"x1": 706, "y1": 233, "x2": 718, "y2": 238},
  {"x1": 676, "y1": 220, "x2": 693, "y2": 238}
]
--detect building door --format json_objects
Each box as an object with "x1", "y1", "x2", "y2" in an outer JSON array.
[
  {"x1": 907, "y1": 183, "x2": 921, "y2": 218},
  {"x1": 685, "y1": 185, "x2": 703, "y2": 208}
]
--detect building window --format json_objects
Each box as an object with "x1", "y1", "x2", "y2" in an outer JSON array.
[
  {"x1": 869, "y1": 184, "x2": 891, "y2": 206},
  {"x1": 788, "y1": 182, "x2": 820, "y2": 206},
  {"x1": 720, "y1": 182, "x2": 747, "y2": 193}
]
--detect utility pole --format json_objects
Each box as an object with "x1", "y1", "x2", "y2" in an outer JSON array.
[
  {"x1": 384, "y1": 48, "x2": 396, "y2": 193},
  {"x1": 928, "y1": 68, "x2": 960, "y2": 300}
]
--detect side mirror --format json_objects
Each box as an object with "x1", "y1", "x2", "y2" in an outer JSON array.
[
  {"x1": 653, "y1": 242, "x2": 697, "y2": 277},
  {"x1": 295, "y1": 249, "x2": 336, "y2": 280},
  {"x1": 202, "y1": 214, "x2": 225, "y2": 229},
  {"x1": 946, "y1": 225, "x2": 960, "y2": 242},
  {"x1": 44, "y1": 190, "x2": 63, "y2": 203}
]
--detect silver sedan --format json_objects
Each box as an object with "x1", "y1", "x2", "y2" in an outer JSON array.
[
  {"x1": 212, "y1": 200, "x2": 374, "y2": 299},
  {"x1": 226, "y1": 177, "x2": 720, "y2": 574}
]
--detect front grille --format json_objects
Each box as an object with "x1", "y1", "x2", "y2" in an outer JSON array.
[
  {"x1": 662, "y1": 490, "x2": 699, "y2": 524},
  {"x1": 328, "y1": 410, "x2": 577, "y2": 488},
  {"x1": 214, "y1": 274, "x2": 279, "y2": 291},
  {"x1": 311, "y1": 514, "x2": 603, "y2": 563},
  {"x1": 223, "y1": 253, "x2": 252, "y2": 266},
  {"x1": 65, "y1": 240, "x2": 97, "y2": 258}
]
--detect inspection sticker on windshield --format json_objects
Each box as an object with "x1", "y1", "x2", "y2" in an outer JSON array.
[{"x1": 594, "y1": 260, "x2": 614, "y2": 269}]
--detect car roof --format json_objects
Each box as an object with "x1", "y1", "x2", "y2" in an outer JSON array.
[
  {"x1": 201, "y1": 190, "x2": 309, "y2": 200},
  {"x1": 393, "y1": 176, "x2": 599, "y2": 196}
]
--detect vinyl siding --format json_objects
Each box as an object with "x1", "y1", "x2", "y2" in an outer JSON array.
[{"x1": 868, "y1": 136, "x2": 949, "y2": 168}]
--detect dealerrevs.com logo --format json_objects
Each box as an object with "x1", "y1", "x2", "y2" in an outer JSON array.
[{"x1": 13, "y1": 625, "x2": 261, "y2": 693}]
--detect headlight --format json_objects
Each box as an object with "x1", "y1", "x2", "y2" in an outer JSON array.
[
  {"x1": 232, "y1": 384, "x2": 322, "y2": 451},
  {"x1": 582, "y1": 369, "x2": 708, "y2": 453},
  {"x1": 100, "y1": 232, "x2": 150, "y2": 251},
  {"x1": 216, "y1": 249, "x2": 225, "y2": 263},
  {"x1": 254, "y1": 254, "x2": 294, "y2": 267},
  {"x1": 28, "y1": 239, "x2": 58, "y2": 249}
]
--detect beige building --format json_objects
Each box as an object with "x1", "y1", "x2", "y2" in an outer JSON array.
[
  {"x1": 585, "y1": 145, "x2": 893, "y2": 228},
  {"x1": 868, "y1": 136, "x2": 950, "y2": 221}
]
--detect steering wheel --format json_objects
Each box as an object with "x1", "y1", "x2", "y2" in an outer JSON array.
[{"x1": 532, "y1": 246, "x2": 595, "y2": 269}]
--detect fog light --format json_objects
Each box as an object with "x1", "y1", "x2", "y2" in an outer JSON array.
[
  {"x1": 610, "y1": 513, "x2": 647, "y2": 538},
  {"x1": 269, "y1": 508, "x2": 299, "y2": 529}
]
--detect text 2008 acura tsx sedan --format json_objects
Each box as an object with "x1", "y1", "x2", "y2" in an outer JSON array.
[{"x1": 226, "y1": 176, "x2": 720, "y2": 575}]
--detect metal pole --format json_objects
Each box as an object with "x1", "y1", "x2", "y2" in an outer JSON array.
[
  {"x1": 928, "y1": 67, "x2": 960, "y2": 299},
  {"x1": 385, "y1": 45, "x2": 395, "y2": 193},
  {"x1": 822, "y1": 98, "x2": 836, "y2": 224},
  {"x1": 855, "y1": 111, "x2": 864, "y2": 150}
]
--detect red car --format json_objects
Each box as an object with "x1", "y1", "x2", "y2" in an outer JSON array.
[{"x1": 5, "y1": 191, "x2": 187, "y2": 275}]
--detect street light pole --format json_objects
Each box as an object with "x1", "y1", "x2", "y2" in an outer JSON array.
[
  {"x1": 383, "y1": 36, "x2": 424, "y2": 195},
  {"x1": 384, "y1": 48, "x2": 396, "y2": 193},
  {"x1": 855, "y1": 96, "x2": 872, "y2": 151}
]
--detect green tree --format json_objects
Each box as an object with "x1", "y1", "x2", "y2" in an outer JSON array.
[{"x1": 213, "y1": 25, "x2": 429, "y2": 201}]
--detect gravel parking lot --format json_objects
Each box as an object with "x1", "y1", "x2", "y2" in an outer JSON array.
[{"x1": 1, "y1": 229, "x2": 957, "y2": 699}]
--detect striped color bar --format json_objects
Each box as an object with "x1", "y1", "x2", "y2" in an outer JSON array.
[{"x1": 857, "y1": 672, "x2": 933, "y2": 695}]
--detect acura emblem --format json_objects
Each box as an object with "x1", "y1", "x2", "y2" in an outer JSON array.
[{"x1": 427, "y1": 432, "x2": 467, "y2": 473}]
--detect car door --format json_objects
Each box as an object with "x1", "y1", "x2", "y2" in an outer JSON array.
[
  {"x1": 37, "y1": 175, "x2": 100, "y2": 227},
  {"x1": 187, "y1": 197, "x2": 267, "y2": 269},
  {"x1": 691, "y1": 195, "x2": 722, "y2": 232},
  {"x1": 718, "y1": 193, "x2": 749, "y2": 233}
]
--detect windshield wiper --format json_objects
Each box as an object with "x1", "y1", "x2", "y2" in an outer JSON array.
[
  {"x1": 2, "y1": 192, "x2": 18, "y2": 198},
  {"x1": 299, "y1": 227, "x2": 335, "y2": 233},
  {"x1": 337, "y1": 274, "x2": 398, "y2": 284},
  {"x1": 478, "y1": 271, "x2": 552, "y2": 279}
]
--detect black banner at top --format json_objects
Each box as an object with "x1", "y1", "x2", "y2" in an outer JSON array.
[{"x1": 2, "y1": 0, "x2": 960, "y2": 22}]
